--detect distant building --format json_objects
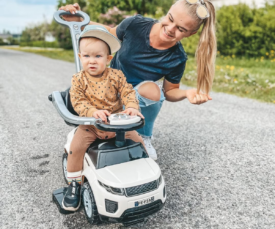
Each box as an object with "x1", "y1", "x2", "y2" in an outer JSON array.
[
  {"x1": 0, "y1": 33, "x2": 21, "y2": 43},
  {"x1": 0, "y1": 34, "x2": 12, "y2": 43}
]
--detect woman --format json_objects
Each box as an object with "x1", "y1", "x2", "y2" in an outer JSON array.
[{"x1": 60, "y1": 0, "x2": 216, "y2": 160}]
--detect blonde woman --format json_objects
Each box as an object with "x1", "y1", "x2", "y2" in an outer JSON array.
[{"x1": 60, "y1": 0, "x2": 216, "y2": 160}]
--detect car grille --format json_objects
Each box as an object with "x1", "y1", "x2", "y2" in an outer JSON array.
[
  {"x1": 121, "y1": 200, "x2": 163, "y2": 221},
  {"x1": 125, "y1": 180, "x2": 158, "y2": 197}
]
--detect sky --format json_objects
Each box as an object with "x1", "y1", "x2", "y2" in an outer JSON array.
[
  {"x1": 0, "y1": 0, "x2": 268, "y2": 34},
  {"x1": 0, "y1": 0, "x2": 58, "y2": 34}
]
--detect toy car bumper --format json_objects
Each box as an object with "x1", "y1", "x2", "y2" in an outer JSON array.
[
  {"x1": 99, "y1": 199, "x2": 165, "y2": 226},
  {"x1": 92, "y1": 177, "x2": 167, "y2": 217}
]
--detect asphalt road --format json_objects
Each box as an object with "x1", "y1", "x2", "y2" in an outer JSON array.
[{"x1": 1, "y1": 48, "x2": 275, "y2": 229}]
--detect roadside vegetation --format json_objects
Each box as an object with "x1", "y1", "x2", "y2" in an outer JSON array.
[
  {"x1": 1, "y1": 1, "x2": 275, "y2": 103},
  {"x1": 2, "y1": 46, "x2": 274, "y2": 103},
  {"x1": 184, "y1": 54, "x2": 275, "y2": 103}
]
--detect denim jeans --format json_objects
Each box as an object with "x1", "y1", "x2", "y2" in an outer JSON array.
[{"x1": 134, "y1": 81, "x2": 166, "y2": 137}]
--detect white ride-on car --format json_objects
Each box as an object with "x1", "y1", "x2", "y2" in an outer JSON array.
[{"x1": 49, "y1": 10, "x2": 166, "y2": 227}]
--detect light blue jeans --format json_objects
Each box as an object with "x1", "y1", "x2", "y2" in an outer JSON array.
[{"x1": 134, "y1": 81, "x2": 166, "y2": 137}]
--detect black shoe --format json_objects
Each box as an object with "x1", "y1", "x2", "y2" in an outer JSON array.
[{"x1": 62, "y1": 180, "x2": 81, "y2": 211}]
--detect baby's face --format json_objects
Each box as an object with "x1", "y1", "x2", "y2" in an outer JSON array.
[{"x1": 78, "y1": 38, "x2": 112, "y2": 78}]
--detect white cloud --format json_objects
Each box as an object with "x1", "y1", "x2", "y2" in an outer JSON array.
[{"x1": 0, "y1": 0, "x2": 57, "y2": 33}]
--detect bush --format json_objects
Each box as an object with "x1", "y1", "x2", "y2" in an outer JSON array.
[
  {"x1": 0, "y1": 38, "x2": 6, "y2": 45},
  {"x1": 179, "y1": 2, "x2": 275, "y2": 58},
  {"x1": 98, "y1": 6, "x2": 131, "y2": 27},
  {"x1": 19, "y1": 41, "x2": 59, "y2": 48},
  {"x1": 20, "y1": 1, "x2": 275, "y2": 57},
  {"x1": 50, "y1": 22, "x2": 73, "y2": 49},
  {"x1": 216, "y1": 3, "x2": 275, "y2": 57}
]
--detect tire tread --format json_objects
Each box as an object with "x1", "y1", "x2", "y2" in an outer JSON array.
[{"x1": 82, "y1": 182, "x2": 100, "y2": 224}]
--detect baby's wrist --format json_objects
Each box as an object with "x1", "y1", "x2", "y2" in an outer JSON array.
[{"x1": 126, "y1": 107, "x2": 137, "y2": 111}]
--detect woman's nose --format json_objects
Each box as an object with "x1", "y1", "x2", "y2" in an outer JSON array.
[{"x1": 167, "y1": 24, "x2": 176, "y2": 33}]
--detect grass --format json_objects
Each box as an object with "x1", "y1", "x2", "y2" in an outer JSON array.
[
  {"x1": 184, "y1": 53, "x2": 275, "y2": 103},
  {"x1": 2, "y1": 46, "x2": 275, "y2": 103}
]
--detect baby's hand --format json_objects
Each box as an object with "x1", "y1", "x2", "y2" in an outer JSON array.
[
  {"x1": 93, "y1": 110, "x2": 110, "y2": 122},
  {"x1": 122, "y1": 108, "x2": 144, "y2": 119}
]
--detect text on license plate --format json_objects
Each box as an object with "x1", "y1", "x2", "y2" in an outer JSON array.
[{"x1": 135, "y1": 196, "x2": 154, "y2": 207}]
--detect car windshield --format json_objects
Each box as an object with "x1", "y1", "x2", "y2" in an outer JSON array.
[{"x1": 97, "y1": 144, "x2": 148, "y2": 169}]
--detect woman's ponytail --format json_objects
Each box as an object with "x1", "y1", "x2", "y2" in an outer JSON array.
[{"x1": 196, "y1": 1, "x2": 217, "y2": 94}]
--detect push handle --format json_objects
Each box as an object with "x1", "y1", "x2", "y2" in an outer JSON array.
[
  {"x1": 51, "y1": 91, "x2": 99, "y2": 125},
  {"x1": 53, "y1": 10, "x2": 90, "y2": 73}
]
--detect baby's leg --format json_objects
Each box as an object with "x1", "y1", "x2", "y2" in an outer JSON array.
[
  {"x1": 67, "y1": 125, "x2": 97, "y2": 173},
  {"x1": 125, "y1": 131, "x2": 146, "y2": 152},
  {"x1": 62, "y1": 125, "x2": 98, "y2": 211}
]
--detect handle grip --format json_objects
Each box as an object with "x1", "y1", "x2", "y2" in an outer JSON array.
[
  {"x1": 53, "y1": 10, "x2": 90, "y2": 28},
  {"x1": 53, "y1": 10, "x2": 90, "y2": 73}
]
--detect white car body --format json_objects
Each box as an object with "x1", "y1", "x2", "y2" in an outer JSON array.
[{"x1": 64, "y1": 128, "x2": 166, "y2": 221}]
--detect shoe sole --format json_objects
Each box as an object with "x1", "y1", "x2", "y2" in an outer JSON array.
[{"x1": 62, "y1": 198, "x2": 81, "y2": 211}]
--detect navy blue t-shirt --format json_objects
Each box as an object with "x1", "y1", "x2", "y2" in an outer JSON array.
[{"x1": 110, "y1": 15, "x2": 188, "y2": 87}]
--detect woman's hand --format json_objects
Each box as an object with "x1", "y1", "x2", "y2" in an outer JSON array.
[
  {"x1": 122, "y1": 108, "x2": 145, "y2": 119},
  {"x1": 59, "y1": 3, "x2": 82, "y2": 22},
  {"x1": 186, "y1": 89, "x2": 212, "y2": 105}
]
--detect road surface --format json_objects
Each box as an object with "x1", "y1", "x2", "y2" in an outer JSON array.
[{"x1": 1, "y1": 48, "x2": 275, "y2": 229}]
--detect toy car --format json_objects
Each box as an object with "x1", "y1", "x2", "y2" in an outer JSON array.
[{"x1": 49, "y1": 10, "x2": 166, "y2": 227}]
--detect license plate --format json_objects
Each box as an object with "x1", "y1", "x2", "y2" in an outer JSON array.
[{"x1": 135, "y1": 196, "x2": 154, "y2": 207}]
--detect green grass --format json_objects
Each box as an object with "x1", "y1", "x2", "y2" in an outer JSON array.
[
  {"x1": 184, "y1": 54, "x2": 275, "y2": 103},
  {"x1": 2, "y1": 46, "x2": 275, "y2": 103}
]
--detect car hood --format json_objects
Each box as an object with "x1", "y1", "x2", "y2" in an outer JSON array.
[{"x1": 96, "y1": 158, "x2": 160, "y2": 188}]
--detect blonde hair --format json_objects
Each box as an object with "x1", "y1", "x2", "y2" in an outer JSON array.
[{"x1": 179, "y1": 0, "x2": 217, "y2": 94}]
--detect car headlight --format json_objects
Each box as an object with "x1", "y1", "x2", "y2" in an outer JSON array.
[
  {"x1": 158, "y1": 175, "x2": 162, "y2": 187},
  {"x1": 98, "y1": 181, "x2": 125, "y2": 196}
]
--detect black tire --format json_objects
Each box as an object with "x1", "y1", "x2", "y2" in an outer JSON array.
[
  {"x1": 82, "y1": 182, "x2": 100, "y2": 225},
  {"x1": 62, "y1": 152, "x2": 69, "y2": 185}
]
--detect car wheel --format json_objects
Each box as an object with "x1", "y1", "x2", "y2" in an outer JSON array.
[
  {"x1": 62, "y1": 152, "x2": 69, "y2": 185},
  {"x1": 82, "y1": 182, "x2": 100, "y2": 224}
]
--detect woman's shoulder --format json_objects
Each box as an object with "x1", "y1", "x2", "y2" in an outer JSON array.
[
  {"x1": 175, "y1": 42, "x2": 188, "y2": 62},
  {"x1": 134, "y1": 14, "x2": 154, "y2": 22},
  {"x1": 123, "y1": 14, "x2": 154, "y2": 27}
]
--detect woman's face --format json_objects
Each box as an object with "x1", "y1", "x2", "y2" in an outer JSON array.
[{"x1": 160, "y1": 3, "x2": 199, "y2": 44}]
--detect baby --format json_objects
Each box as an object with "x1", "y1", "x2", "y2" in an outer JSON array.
[{"x1": 62, "y1": 25, "x2": 145, "y2": 211}]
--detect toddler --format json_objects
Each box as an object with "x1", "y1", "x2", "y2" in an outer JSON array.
[{"x1": 62, "y1": 25, "x2": 145, "y2": 211}]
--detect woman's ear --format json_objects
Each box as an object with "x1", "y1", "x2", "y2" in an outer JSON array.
[{"x1": 107, "y1": 55, "x2": 113, "y2": 65}]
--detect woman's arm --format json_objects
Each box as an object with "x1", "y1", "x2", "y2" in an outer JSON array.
[
  {"x1": 163, "y1": 79, "x2": 212, "y2": 105},
  {"x1": 59, "y1": 3, "x2": 118, "y2": 37}
]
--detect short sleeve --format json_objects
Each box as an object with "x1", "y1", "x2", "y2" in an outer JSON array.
[
  {"x1": 165, "y1": 61, "x2": 186, "y2": 84},
  {"x1": 116, "y1": 16, "x2": 136, "y2": 41}
]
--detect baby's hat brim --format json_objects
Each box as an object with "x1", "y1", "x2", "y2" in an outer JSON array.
[{"x1": 78, "y1": 25, "x2": 121, "y2": 53}]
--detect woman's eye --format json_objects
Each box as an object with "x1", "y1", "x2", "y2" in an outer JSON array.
[
  {"x1": 178, "y1": 28, "x2": 184, "y2": 32},
  {"x1": 169, "y1": 17, "x2": 173, "y2": 22}
]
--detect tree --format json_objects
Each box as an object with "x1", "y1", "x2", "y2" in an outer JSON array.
[{"x1": 57, "y1": 0, "x2": 173, "y2": 21}]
